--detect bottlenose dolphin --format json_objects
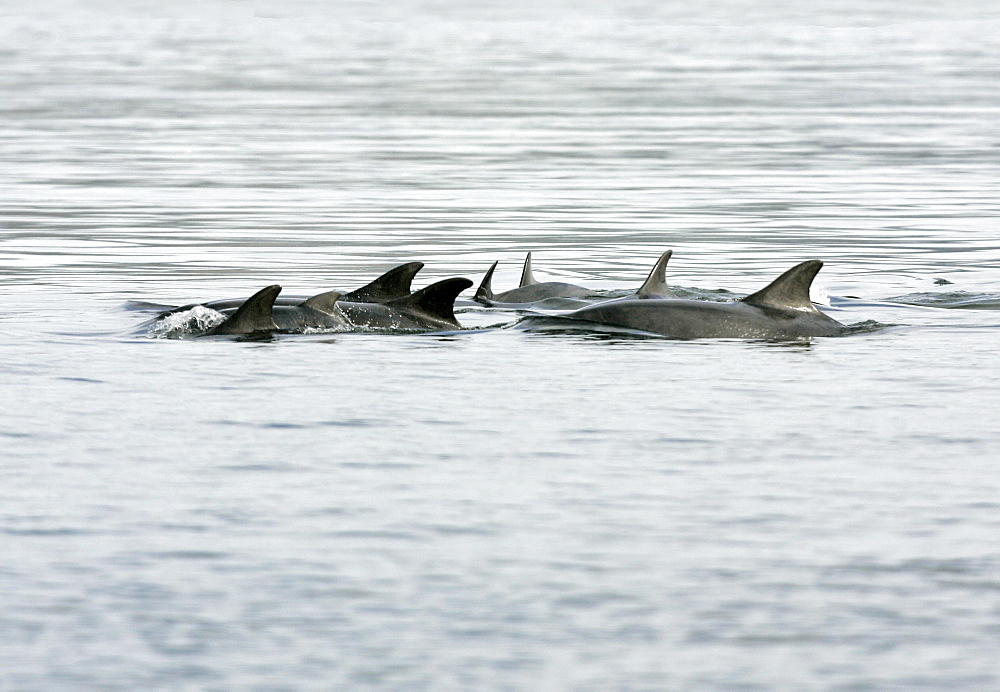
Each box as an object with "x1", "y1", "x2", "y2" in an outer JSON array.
[
  {"x1": 474, "y1": 253, "x2": 593, "y2": 305},
  {"x1": 549, "y1": 260, "x2": 847, "y2": 339},
  {"x1": 196, "y1": 277, "x2": 472, "y2": 336},
  {"x1": 632, "y1": 250, "x2": 675, "y2": 299},
  {"x1": 162, "y1": 262, "x2": 424, "y2": 316},
  {"x1": 475, "y1": 251, "x2": 677, "y2": 306}
]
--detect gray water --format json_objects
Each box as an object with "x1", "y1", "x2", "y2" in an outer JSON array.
[{"x1": 3, "y1": 1, "x2": 1000, "y2": 689}]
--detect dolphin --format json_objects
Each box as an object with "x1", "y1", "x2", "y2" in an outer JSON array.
[
  {"x1": 631, "y1": 250, "x2": 676, "y2": 299},
  {"x1": 196, "y1": 277, "x2": 472, "y2": 336},
  {"x1": 161, "y1": 262, "x2": 424, "y2": 316},
  {"x1": 546, "y1": 260, "x2": 848, "y2": 339},
  {"x1": 474, "y1": 252, "x2": 594, "y2": 305}
]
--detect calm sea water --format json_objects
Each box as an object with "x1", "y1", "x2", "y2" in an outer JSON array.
[{"x1": 3, "y1": 1, "x2": 1000, "y2": 689}]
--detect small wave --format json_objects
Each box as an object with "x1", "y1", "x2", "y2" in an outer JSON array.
[{"x1": 887, "y1": 291, "x2": 1000, "y2": 310}]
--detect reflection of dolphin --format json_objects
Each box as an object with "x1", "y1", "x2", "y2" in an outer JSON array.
[
  {"x1": 200, "y1": 278, "x2": 472, "y2": 336},
  {"x1": 474, "y1": 252, "x2": 593, "y2": 305},
  {"x1": 550, "y1": 260, "x2": 847, "y2": 339},
  {"x1": 163, "y1": 262, "x2": 424, "y2": 316}
]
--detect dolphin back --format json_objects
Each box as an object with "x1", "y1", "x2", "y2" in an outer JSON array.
[
  {"x1": 740, "y1": 260, "x2": 824, "y2": 312},
  {"x1": 519, "y1": 252, "x2": 537, "y2": 287},
  {"x1": 341, "y1": 262, "x2": 424, "y2": 303},
  {"x1": 389, "y1": 277, "x2": 473, "y2": 326},
  {"x1": 636, "y1": 250, "x2": 675, "y2": 298},
  {"x1": 474, "y1": 261, "x2": 499, "y2": 302},
  {"x1": 205, "y1": 285, "x2": 281, "y2": 336}
]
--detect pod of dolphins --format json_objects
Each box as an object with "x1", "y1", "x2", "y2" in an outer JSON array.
[{"x1": 148, "y1": 251, "x2": 855, "y2": 340}]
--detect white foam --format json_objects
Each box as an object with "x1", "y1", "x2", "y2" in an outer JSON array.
[{"x1": 148, "y1": 306, "x2": 227, "y2": 338}]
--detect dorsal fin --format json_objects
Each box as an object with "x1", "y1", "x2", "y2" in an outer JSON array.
[
  {"x1": 474, "y1": 261, "x2": 498, "y2": 302},
  {"x1": 299, "y1": 290, "x2": 341, "y2": 314},
  {"x1": 341, "y1": 262, "x2": 423, "y2": 303},
  {"x1": 636, "y1": 250, "x2": 675, "y2": 298},
  {"x1": 740, "y1": 260, "x2": 823, "y2": 312},
  {"x1": 388, "y1": 277, "x2": 473, "y2": 326},
  {"x1": 519, "y1": 252, "x2": 537, "y2": 287},
  {"x1": 206, "y1": 285, "x2": 280, "y2": 335}
]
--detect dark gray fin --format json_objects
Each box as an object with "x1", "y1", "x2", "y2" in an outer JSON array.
[
  {"x1": 474, "y1": 261, "x2": 498, "y2": 302},
  {"x1": 299, "y1": 291, "x2": 341, "y2": 314},
  {"x1": 740, "y1": 260, "x2": 823, "y2": 312},
  {"x1": 341, "y1": 262, "x2": 424, "y2": 303},
  {"x1": 636, "y1": 250, "x2": 675, "y2": 298},
  {"x1": 206, "y1": 285, "x2": 281, "y2": 335},
  {"x1": 519, "y1": 252, "x2": 537, "y2": 287},
  {"x1": 388, "y1": 277, "x2": 473, "y2": 326}
]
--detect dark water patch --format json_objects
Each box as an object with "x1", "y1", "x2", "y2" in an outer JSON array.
[
  {"x1": 3, "y1": 527, "x2": 94, "y2": 536},
  {"x1": 219, "y1": 463, "x2": 298, "y2": 472},
  {"x1": 148, "y1": 551, "x2": 229, "y2": 561},
  {"x1": 340, "y1": 461, "x2": 415, "y2": 470}
]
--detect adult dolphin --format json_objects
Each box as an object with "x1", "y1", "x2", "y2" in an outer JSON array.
[
  {"x1": 199, "y1": 278, "x2": 472, "y2": 336},
  {"x1": 548, "y1": 260, "x2": 848, "y2": 339}
]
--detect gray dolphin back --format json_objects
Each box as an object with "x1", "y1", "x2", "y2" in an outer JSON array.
[
  {"x1": 474, "y1": 261, "x2": 499, "y2": 302},
  {"x1": 636, "y1": 250, "x2": 675, "y2": 298},
  {"x1": 299, "y1": 291, "x2": 342, "y2": 313},
  {"x1": 206, "y1": 285, "x2": 281, "y2": 335},
  {"x1": 519, "y1": 252, "x2": 536, "y2": 287},
  {"x1": 740, "y1": 260, "x2": 824, "y2": 311},
  {"x1": 388, "y1": 277, "x2": 473, "y2": 326},
  {"x1": 341, "y1": 262, "x2": 424, "y2": 303}
]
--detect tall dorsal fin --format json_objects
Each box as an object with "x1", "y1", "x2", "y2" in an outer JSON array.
[
  {"x1": 474, "y1": 261, "x2": 498, "y2": 302},
  {"x1": 740, "y1": 260, "x2": 823, "y2": 312},
  {"x1": 388, "y1": 277, "x2": 473, "y2": 326},
  {"x1": 636, "y1": 250, "x2": 675, "y2": 298},
  {"x1": 206, "y1": 285, "x2": 280, "y2": 335},
  {"x1": 341, "y1": 262, "x2": 423, "y2": 303},
  {"x1": 519, "y1": 252, "x2": 537, "y2": 287},
  {"x1": 299, "y1": 291, "x2": 341, "y2": 314}
]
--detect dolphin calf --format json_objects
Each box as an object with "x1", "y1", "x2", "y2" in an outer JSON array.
[
  {"x1": 548, "y1": 260, "x2": 847, "y2": 339},
  {"x1": 192, "y1": 277, "x2": 473, "y2": 336},
  {"x1": 162, "y1": 262, "x2": 424, "y2": 316},
  {"x1": 474, "y1": 253, "x2": 594, "y2": 305}
]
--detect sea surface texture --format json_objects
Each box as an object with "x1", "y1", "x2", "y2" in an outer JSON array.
[{"x1": 3, "y1": 0, "x2": 1000, "y2": 689}]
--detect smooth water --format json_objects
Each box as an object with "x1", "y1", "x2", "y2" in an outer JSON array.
[{"x1": 3, "y1": 1, "x2": 1000, "y2": 689}]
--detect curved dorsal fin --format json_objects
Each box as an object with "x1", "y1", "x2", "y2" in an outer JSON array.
[
  {"x1": 388, "y1": 277, "x2": 473, "y2": 326},
  {"x1": 636, "y1": 250, "x2": 675, "y2": 298},
  {"x1": 299, "y1": 290, "x2": 341, "y2": 314},
  {"x1": 207, "y1": 285, "x2": 280, "y2": 335},
  {"x1": 474, "y1": 261, "x2": 498, "y2": 302},
  {"x1": 740, "y1": 260, "x2": 823, "y2": 312},
  {"x1": 519, "y1": 252, "x2": 536, "y2": 287},
  {"x1": 341, "y1": 262, "x2": 423, "y2": 303}
]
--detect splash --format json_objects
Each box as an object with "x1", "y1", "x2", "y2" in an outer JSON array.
[{"x1": 148, "y1": 306, "x2": 227, "y2": 338}]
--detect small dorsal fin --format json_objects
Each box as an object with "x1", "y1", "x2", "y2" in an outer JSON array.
[
  {"x1": 519, "y1": 252, "x2": 537, "y2": 287},
  {"x1": 388, "y1": 277, "x2": 473, "y2": 326},
  {"x1": 740, "y1": 260, "x2": 823, "y2": 312},
  {"x1": 206, "y1": 285, "x2": 281, "y2": 335},
  {"x1": 636, "y1": 250, "x2": 675, "y2": 298},
  {"x1": 474, "y1": 261, "x2": 498, "y2": 302},
  {"x1": 341, "y1": 262, "x2": 424, "y2": 303},
  {"x1": 299, "y1": 291, "x2": 341, "y2": 314}
]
